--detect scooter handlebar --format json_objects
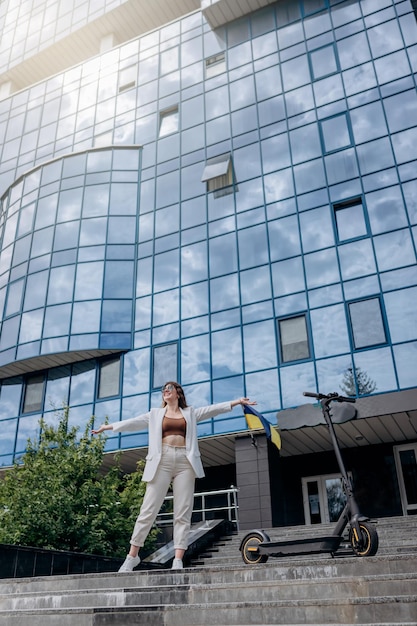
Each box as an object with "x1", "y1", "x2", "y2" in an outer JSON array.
[{"x1": 303, "y1": 391, "x2": 356, "y2": 403}]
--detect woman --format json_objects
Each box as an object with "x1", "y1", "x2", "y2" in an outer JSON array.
[{"x1": 92, "y1": 381, "x2": 256, "y2": 571}]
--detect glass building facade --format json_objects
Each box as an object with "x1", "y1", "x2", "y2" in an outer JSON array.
[{"x1": 1, "y1": 0, "x2": 417, "y2": 525}]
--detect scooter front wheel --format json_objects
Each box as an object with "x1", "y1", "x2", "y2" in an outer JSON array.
[
  {"x1": 349, "y1": 521, "x2": 379, "y2": 557},
  {"x1": 240, "y1": 531, "x2": 269, "y2": 564}
]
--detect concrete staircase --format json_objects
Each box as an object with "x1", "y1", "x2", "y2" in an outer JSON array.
[{"x1": 0, "y1": 516, "x2": 416, "y2": 626}]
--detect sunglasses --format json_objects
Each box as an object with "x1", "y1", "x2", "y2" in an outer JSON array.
[{"x1": 162, "y1": 384, "x2": 176, "y2": 393}]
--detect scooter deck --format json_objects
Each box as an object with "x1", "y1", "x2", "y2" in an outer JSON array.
[{"x1": 257, "y1": 535, "x2": 342, "y2": 557}]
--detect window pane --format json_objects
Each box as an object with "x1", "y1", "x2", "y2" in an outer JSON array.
[
  {"x1": 159, "y1": 108, "x2": 179, "y2": 137},
  {"x1": 23, "y1": 375, "x2": 44, "y2": 413},
  {"x1": 310, "y1": 45, "x2": 337, "y2": 80},
  {"x1": 153, "y1": 343, "x2": 178, "y2": 389},
  {"x1": 334, "y1": 199, "x2": 367, "y2": 242},
  {"x1": 321, "y1": 114, "x2": 350, "y2": 152},
  {"x1": 98, "y1": 357, "x2": 120, "y2": 398},
  {"x1": 279, "y1": 315, "x2": 310, "y2": 362},
  {"x1": 349, "y1": 298, "x2": 386, "y2": 349}
]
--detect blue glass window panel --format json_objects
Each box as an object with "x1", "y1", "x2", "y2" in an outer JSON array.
[
  {"x1": 357, "y1": 137, "x2": 395, "y2": 177},
  {"x1": 17, "y1": 202, "x2": 35, "y2": 237},
  {"x1": 69, "y1": 360, "x2": 95, "y2": 406},
  {"x1": 79, "y1": 217, "x2": 107, "y2": 246},
  {"x1": 384, "y1": 90, "x2": 417, "y2": 134},
  {"x1": 350, "y1": 101, "x2": 388, "y2": 144},
  {"x1": 268, "y1": 215, "x2": 301, "y2": 261},
  {"x1": 209, "y1": 233, "x2": 237, "y2": 277},
  {"x1": 63, "y1": 153, "x2": 86, "y2": 178},
  {"x1": 211, "y1": 327, "x2": 242, "y2": 377},
  {"x1": 348, "y1": 298, "x2": 386, "y2": 349},
  {"x1": 342, "y1": 62, "x2": 377, "y2": 97},
  {"x1": 230, "y1": 75, "x2": 256, "y2": 112},
  {"x1": 321, "y1": 114, "x2": 351, "y2": 153},
  {"x1": 181, "y1": 334, "x2": 210, "y2": 382},
  {"x1": 181, "y1": 241, "x2": 208, "y2": 285},
  {"x1": 71, "y1": 300, "x2": 101, "y2": 333},
  {"x1": 258, "y1": 94, "x2": 286, "y2": 126},
  {"x1": 57, "y1": 188, "x2": 83, "y2": 222},
  {"x1": 285, "y1": 84, "x2": 315, "y2": 117},
  {"x1": 181, "y1": 282, "x2": 209, "y2": 318},
  {"x1": 136, "y1": 257, "x2": 153, "y2": 297},
  {"x1": 240, "y1": 265, "x2": 272, "y2": 305},
  {"x1": 41, "y1": 159, "x2": 62, "y2": 184},
  {"x1": 245, "y1": 368, "x2": 280, "y2": 411},
  {"x1": 12, "y1": 234, "x2": 31, "y2": 266},
  {"x1": 135, "y1": 296, "x2": 152, "y2": 331},
  {"x1": 380, "y1": 266, "x2": 417, "y2": 293},
  {"x1": 281, "y1": 55, "x2": 310, "y2": 91},
  {"x1": 155, "y1": 170, "x2": 180, "y2": 209},
  {"x1": 353, "y1": 347, "x2": 397, "y2": 395},
  {"x1": 0, "y1": 379, "x2": 22, "y2": 419},
  {"x1": 101, "y1": 300, "x2": 132, "y2": 332},
  {"x1": 277, "y1": 17, "x2": 303, "y2": 48},
  {"x1": 3, "y1": 214, "x2": 18, "y2": 248},
  {"x1": 337, "y1": 32, "x2": 371, "y2": 70},
  {"x1": 139, "y1": 178, "x2": 155, "y2": 214},
  {"x1": 242, "y1": 300, "x2": 273, "y2": 324},
  {"x1": 153, "y1": 342, "x2": 178, "y2": 389},
  {"x1": 280, "y1": 362, "x2": 316, "y2": 409},
  {"x1": 43, "y1": 303, "x2": 71, "y2": 337},
  {"x1": 374, "y1": 49, "x2": 411, "y2": 85},
  {"x1": 324, "y1": 148, "x2": 359, "y2": 185},
  {"x1": 206, "y1": 114, "x2": 231, "y2": 145},
  {"x1": 264, "y1": 169, "x2": 294, "y2": 203},
  {"x1": 83, "y1": 184, "x2": 110, "y2": 217},
  {"x1": 152, "y1": 289, "x2": 179, "y2": 326},
  {"x1": 367, "y1": 20, "x2": 404, "y2": 58},
  {"x1": 23, "y1": 271, "x2": 48, "y2": 311},
  {"x1": 181, "y1": 196, "x2": 206, "y2": 230},
  {"x1": 374, "y1": 230, "x2": 416, "y2": 272},
  {"x1": 158, "y1": 133, "x2": 180, "y2": 163},
  {"x1": 365, "y1": 187, "x2": 408, "y2": 235},
  {"x1": 153, "y1": 249, "x2": 179, "y2": 292},
  {"x1": 0, "y1": 316, "x2": 20, "y2": 350},
  {"x1": 108, "y1": 216, "x2": 137, "y2": 244},
  {"x1": 19, "y1": 309, "x2": 44, "y2": 343},
  {"x1": 235, "y1": 178, "x2": 264, "y2": 213},
  {"x1": 205, "y1": 85, "x2": 230, "y2": 120},
  {"x1": 110, "y1": 183, "x2": 138, "y2": 215},
  {"x1": 394, "y1": 342, "x2": 417, "y2": 389},
  {"x1": 181, "y1": 95, "x2": 204, "y2": 129},
  {"x1": 384, "y1": 286, "x2": 417, "y2": 343},
  {"x1": 294, "y1": 159, "x2": 327, "y2": 195},
  {"x1": 15, "y1": 414, "x2": 41, "y2": 453},
  {"x1": 402, "y1": 180, "x2": 417, "y2": 225},
  {"x1": 181, "y1": 162, "x2": 206, "y2": 201},
  {"x1": 238, "y1": 224, "x2": 269, "y2": 270},
  {"x1": 103, "y1": 260, "x2": 134, "y2": 298},
  {"x1": 181, "y1": 316, "x2": 209, "y2": 338},
  {"x1": 210, "y1": 307, "x2": 240, "y2": 331},
  {"x1": 123, "y1": 348, "x2": 151, "y2": 396},
  {"x1": 47, "y1": 265, "x2": 75, "y2": 305},
  {"x1": 316, "y1": 355, "x2": 354, "y2": 397},
  {"x1": 31, "y1": 226, "x2": 54, "y2": 257},
  {"x1": 392, "y1": 127, "x2": 417, "y2": 165},
  {"x1": 45, "y1": 366, "x2": 70, "y2": 411},
  {"x1": 5, "y1": 279, "x2": 24, "y2": 316},
  {"x1": 338, "y1": 239, "x2": 376, "y2": 280},
  {"x1": 53, "y1": 221, "x2": 80, "y2": 251},
  {"x1": 231, "y1": 105, "x2": 258, "y2": 136},
  {"x1": 305, "y1": 248, "x2": 339, "y2": 289},
  {"x1": 86, "y1": 150, "x2": 112, "y2": 172},
  {"x1": 210, "y1": 274, "x2": 239, "y2": 312},
  {"x1": 152, "y1": 323, "x2": 179, "y2": 345},
  {"x1": 255, "y1": 65, "x2": 282, "y2": 100},
  {"x1": 334, "y1": 200, "x2": 367, "y2": 242},
  {"x1": 314, "y1": 74, "x2": 344, "y2": 108},
  {"x1": 308, "y1": 284, "x2": 343, "y2": 308},
  {"x1": 299, "y1": 206, "x2": 335, "y2": 253},
  {"x1": 182, "y1": 124, "x2": 205, "y2": 153},
  {"x1": 343, "y1": 275, "x2": 379, "y2": 300},
  {"x1": 289, "y1": 123, "x2": 321, "y2": 165},
  {"x1": 233, "y1": 143, "x2": 261, "y2": 182},
  {"x1": 74, "y1": 261, "x2": 104, "y2": 300},
  {"x1": 310, "y1": 45, "x2": 337, "y2": 80},
  {"x1": 244, "y1": 319, "x2": 278, "y2": 371},
  {"x1": 261, "y1": 133, "x2": 291, "y2": 172},
  {"x1": 271, "y1": 257, "x2": 305, "y2": 297},
  {"x1": 0, "y1": 418, "x2": 17, "y2": 455}
]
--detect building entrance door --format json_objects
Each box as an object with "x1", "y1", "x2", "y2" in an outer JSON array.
[
  {"x1": 394, "y1": 444, "x2": 417, "y2": 515},
  {"x1": 302, "y1": 474, "x2": 347, "y2": 525}
]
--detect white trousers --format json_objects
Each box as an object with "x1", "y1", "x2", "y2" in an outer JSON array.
[{"x1": 130, "y1": 444, "x2": 196, "y2": 550}]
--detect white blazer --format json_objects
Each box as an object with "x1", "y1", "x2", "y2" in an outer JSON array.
[{"x1": 111, "y1": 402, "x2": 233, "y2": 482}]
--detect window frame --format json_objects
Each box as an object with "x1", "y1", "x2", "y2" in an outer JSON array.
[
  {"x1": 201, "y1": 153, "x2": 234, "y2": 197},
  {"x1": 346, "y1": 296, "x2": 388, "y2": 351},
  {"x1": 22, "y1": 373, "x2": 45, "y2": 414},
  {"x1": 320, "y1": 112, "x2": 352, "y2": 154},
  {"x1": 205, "y1": 52, "x2": 226, "y2": 79},
  {"x1": 97, "y1": 355, "x2": 121, "y2": 399},
  {"x1": 159, "y1": 106, "x2": 179, "y2": 137},
  {"x1": 277, "y1": 313, "x2": 311, "y2": 364},
  {"x1": 333, "y1": 196, "x2": 369, "y2": 243}
]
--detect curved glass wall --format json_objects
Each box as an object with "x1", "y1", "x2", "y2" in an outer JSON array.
[{"x1": 0, "y1": 147, "x2": 141, "y2": 369}]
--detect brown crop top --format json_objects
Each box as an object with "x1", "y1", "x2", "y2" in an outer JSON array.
[{"x1": 162, "y1": 416, "x2": 186, "y2": 438}]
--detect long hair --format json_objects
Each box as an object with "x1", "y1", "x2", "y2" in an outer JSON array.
[{"x1": 161, "y1": 381, "x2": 188, "y2": 408}]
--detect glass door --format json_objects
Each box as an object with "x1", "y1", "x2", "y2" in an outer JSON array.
[
  {"x1": 394, "y1": 444, "x2": 417, "y2": 515},
  {"x1": 302, "y1": 474, "x2": 347, "y2": 524}
]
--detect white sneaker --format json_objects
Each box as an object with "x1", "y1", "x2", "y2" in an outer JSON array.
[
  {"x1": 171, "y1": 558, "x2": 183, "y2": 570},
  {"x1": 118, "y1": 554, "x2": 140, "y2": 573}
]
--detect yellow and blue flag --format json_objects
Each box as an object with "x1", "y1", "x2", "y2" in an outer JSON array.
[{"x1": 243, "y1": 404, "x2": 281, "y2": 450}]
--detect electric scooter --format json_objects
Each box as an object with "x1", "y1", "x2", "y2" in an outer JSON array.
[{"x1": 240, "y1": 391, "x2": 379, "y2": 564}]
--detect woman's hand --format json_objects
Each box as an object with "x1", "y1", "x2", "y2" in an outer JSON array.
[
  {"x1": 231, "y1": 397, "x2": 257, "y2": 408},
  {"x1": 91, "y1": 424, "x2": 113, "y2": 435}
]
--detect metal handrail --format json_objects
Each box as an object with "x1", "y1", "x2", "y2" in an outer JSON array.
[{"x1": 156, "y1": 485, "x2": 239, "y2": 530}]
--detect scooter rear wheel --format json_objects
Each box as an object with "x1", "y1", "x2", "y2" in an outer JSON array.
[
  {"x1": 241, "y1": 532, "x2": 269, "y2": 564},
  {"x1": 349, "y1": 521, "x2": 379, "y2": 557}
]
